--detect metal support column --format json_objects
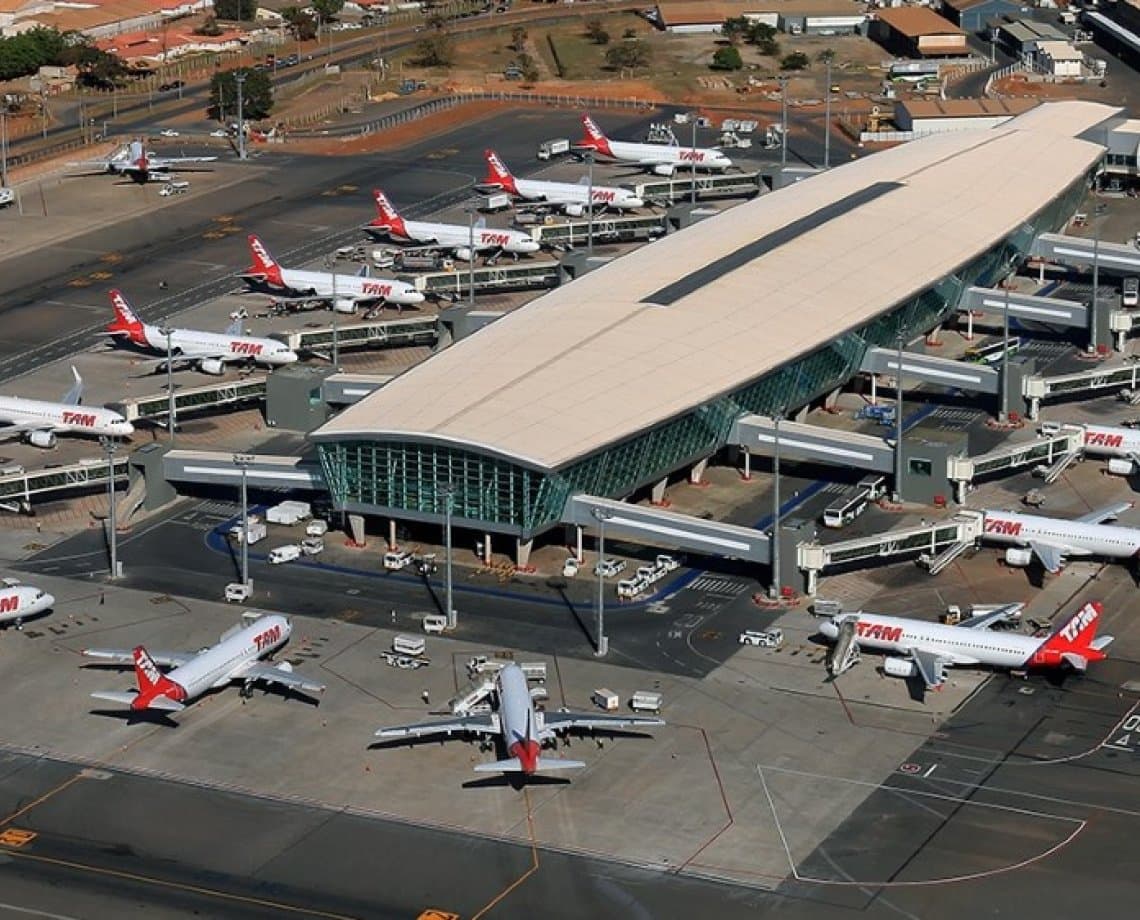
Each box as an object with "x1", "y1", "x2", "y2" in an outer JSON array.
[
  {"x1": 586, "y1": 151, "x2": 595, "y2": 260},
  {"x1": 1000, "y1": 285, "x2": 1010, "y2": 422},
  {"x1": 769, "y1": 414, "x2": 782, "y2": 599},
  {"x1": 592, "y1": 507, "x2": 610, "y2": 657},
  {"x1": 236, "y1": 72, "x2": 247, "y2": 161},
  {"x1": 234, "y1": 453, "x2": 253, "y2": 588},
  {"x1": 894, "y1": 334, "x2": 904, "y2": 502},
  {"x1": 443, "y1": 483, "x2": 456, "y2": 630},
  {"x1": 101, "y1": 437, "x2": 120, "y2": 579},
  {"x1": 466, "y1": 208, "x2": 476, "y2": 308},
  {"x1": 162, "y1": 326, "x2": 176, "y2": 444}
]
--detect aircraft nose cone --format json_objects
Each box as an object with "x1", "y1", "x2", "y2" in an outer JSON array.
[
  {"x1": 42, "y1": 593, "x2": 56, "y2": 609},
  {"x1": 406, "y1": 291, "x2": 426, "y2": 304},
  {"x1": 118, "y1": 422, "x2": 135, "y2": 436},
  {"x1": 281, "y1": 351, "x2": 299, "y2": 364},
  {"x1": 628, "y1": 197, "x2": 646, "y2": 209},
  {"x1": 819, "y1": 620, "x2": 838, "y2": 639},
  {"x1": 520, "y1": 241, "x2": 540, "y2": 252}
]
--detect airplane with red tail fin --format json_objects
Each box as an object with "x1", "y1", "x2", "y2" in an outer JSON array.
[
  {"x1": 374, "y1": 662, "x2": 663, "y2": 776},
  {"x1": 480, "y1": 149, "x2": 644, "y2": 216},
  {"x1": 575, "y1": 115, "x2": 733, "y2": 176}
]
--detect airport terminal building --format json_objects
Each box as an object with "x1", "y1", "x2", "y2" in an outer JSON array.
[{"x1": 311, "y1": 102, "x2": 1114, "y2": 545}]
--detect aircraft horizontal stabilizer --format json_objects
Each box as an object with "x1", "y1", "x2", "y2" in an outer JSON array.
[
  {"x1": 1061, "y1": 652, "x2": 1089, "y2": 672},
  {"x1": 89, "y1": 690, "x2": 185, "y2": 711},
  {"x1": 472, "y1": 756, "x2": 586, "y2": 773}
]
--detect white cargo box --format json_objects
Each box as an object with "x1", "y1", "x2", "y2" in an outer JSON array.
[
  {"x1": 267, "y1": 544, "x2": 301, "y2": 564},
  {"x1": 630, "y1": 690, "x2": 663, "y2": 713},
  {"x1": 393, "y1": 634, "x2": 426, "y2": 656},
  {"x1": 266, "y1": 506, "x2": 303, "y2": 526},
  {"x1": 422, "y1": 614, "x2": 447, "y2": 634},
  {"x1": 592, "y1": 688, "x2": 619, "y2": 711}
]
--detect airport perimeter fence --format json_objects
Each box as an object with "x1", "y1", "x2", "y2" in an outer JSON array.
[{"x1": 346, "y1": 90, "x2": 654, "y2": 138}]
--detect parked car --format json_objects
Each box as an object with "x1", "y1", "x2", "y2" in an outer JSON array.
[
  {"x1": 224, "y1": 583, "x2": 252, "y2": 603},
  {"x1": 739, "y1": 629, "x2": 783, "y2": 648},
  {"x1": 159, "y1": 128, "x2": 179, "y2": 137},
  {"x1": 210, "y1": 128, "x2": 229, "y2": 138},
  {"x1": 593, "y1": 558, "x2": 626, "y2": 578},
  {"x1": 562, "y1": 557, "x2": 580, "y2": 577}
]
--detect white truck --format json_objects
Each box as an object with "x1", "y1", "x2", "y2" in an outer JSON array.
[
  {"x1": 267, "y1": 544, "x2": 302, "y2": 564},
  {"x1": 478, "y1": 192, "x2": 512, "y2": 212},
  {"x1": 592, "y1": 688, "x2": 619, "y2": 711},
  {"x1": 230, "y1": 519, "x2": 267, "y2": 545},
  {"x1": 266, "y1": 501, "x2": 312, "y2": 525},
  {"x1": 630, "y1": 690, "x2": 663, "y2": 713},
  {"x1": 537, "y1": 138, "x2": 570, "y2": 160},
  {"x1": 383, "y1": 550, "x2": 414, "y2": 570}
]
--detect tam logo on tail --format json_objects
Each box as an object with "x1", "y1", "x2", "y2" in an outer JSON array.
[
  {"x1": 1032, "y1": 601, "x2": 1112, "y2": 670},
  {"x1": 578, "y1": 115, "x2": 613, "y2": 157},
  {"x1": 483, "y1": 150, "x2": 517, "y2": 193},
  {"x1": 131, "y1": 645, "x2": 186, "y2": 709},
  {"x1": 106, "y1": 290, "x2": 147, "y2": 345},
  {"x1": 245, "y1": 235, "x2": 284, "y2": 286},
  {"x1": 371, "y1": 190, "x2": 407, "y2": 236}
]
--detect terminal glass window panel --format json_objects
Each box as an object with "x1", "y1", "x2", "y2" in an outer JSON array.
[{"x1": 908, "y1": 457, "x2": 933, "y2": 477}]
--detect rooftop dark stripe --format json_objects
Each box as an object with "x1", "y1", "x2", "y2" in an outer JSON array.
[{"x1": 641, "y1": 181, "x2": 905, "y2": 306}]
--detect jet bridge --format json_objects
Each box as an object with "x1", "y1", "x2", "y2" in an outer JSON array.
[
  {"x1": 860, "y1": 347, "x2": 999, "y2": 394},
  {"x1": 272, "y1": 317, "x2": 438, "y2": 354},
  {"x1": 730, "y1": 416, "x2": 895, "y2": 472},
  {"x1": 632, "y1": 171, "x2": 764, "y2": 204},
  {"x1": 163, "y1": 450, "x2": 326, "y2": 491},
  {"x1": 411, "y1": 261, "x2": 561, "y2": 299},
  {"x1": 321, "y1": 373, "x2": 395, "y2": 406},
  {"x1": 110, "y1": 376, "x2": 267, "y2": 423},
  {"x1": 796, "y1": 513, "x2": 985, "y2": 595},
  {"x1": 0, "y1": 457, "x2": 130, "y2": 512},
  {"x1": 562, "y1": 495, "x2": 770, "y2": 563},
  {"x1": 959, "y1": 286, "x2": 1088, "y2": 329},
  {"x1": 529, "y1": 213, "x2": 668, "y2": 248},
  {"x1": 945, "y1": 428, "x2": 1082, "y2": 501},
  {"x1": 1022, "y1": 362, "x2": 1140, "y2": 418},
  {"x1": 1031, "y1": 233, "x2": 1140, "y2": 275}
]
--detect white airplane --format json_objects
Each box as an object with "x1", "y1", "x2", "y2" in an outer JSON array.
[
  {"x1": 820, "y1": 601, "x2": 1112, "y2": 690},
  {"x1": 0, "y1": 367, "x2": 134, "y2": 448},
  {"x1": 574, "y1": 115, "x2": 733, "y2": 176},
  {"x1": 0, "y1": 581, "x2": 55, "y2": 629},
  {"x1": 979, "y1": 502, "x2": 1140, "y2": 573},
  {"x1": 374, "y1": 662, "x2": 663, "y2": 775},
  {"x1": 71, "y1": 140, "x2": 216, "y2": 184},
  {"x1": 84, "y1": 614, "x2": 324, "y2": 713},
  {"x1": 105, "y1": 289, "x2": 298, "y2": 375},
  {"x1": 364, "y1": 190, "x2": 541, "y2": 259},
  {"x1": 241, "y1": 235, "x2": 425, "y2": 313},
  {"x1": 480, "y1": 149, "x2": 645, "y2": 216}
]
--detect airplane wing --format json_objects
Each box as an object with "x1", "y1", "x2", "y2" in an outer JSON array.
[
  {"x1": 154, "y1": 155, "x2": 218, "y2": 166},
  {"x1": 374, "y1": 713, "x2": 499, "y2": 740},
  {"x1": 1028, "y1": 541, "x2": 1066, "y2": 574},
  {"x1": 1075, "y1": 501, "x2": 1133, "y2": 525},
  {"x1": 82, "y1": 648, "x2": 194, "y2": 668},
  {"x1": 0, "y1": 420, "x2": 59, "y2": 437},
  {"x1": 240, "y1": 661, "x2": 326, "y2": 696},
  {"x1": 542, "y1": 711, "x2": 665, "y2": 732},
  {"x1": 905, "y1": 648, "x2": 949, "y2": 689},
  {"x1": 957, "y1": 603, "x2": 1023, "y2": 630}
]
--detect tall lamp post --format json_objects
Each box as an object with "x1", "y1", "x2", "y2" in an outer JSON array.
[
  {"x1": 779, "y1": 75, "x2": 789, "y2": 168},
  {"x1": 465, "y1": 207, "x2": 476, "y2": 308},
  {"x1": 325, "y1": 255, "x2": 340, "y2": 369},
  {"x1": 592, "y1": 507, "x2": 611, "y2": 658},
  {"x1": 1, "y1": 111, "x2": 8, "y2": 190},
  {"x1": 235, "y1": 71, "x2": 247, "y2": 161},
  {"x1": 441, "y1": 483, "x2": 456, "y2": 629},
  {"x1": 689, "y1": 111, "x2": 698, "y2": 206},
  {"x1": 233, "y1": 453, "x2": 255, "y2": 589},
  {"x1": 769, "y1": 411, "x2": 782, "y2": 600},
  {"x1": 821, "y1": 50, "x2": 834, "y2": 170},
  {"x1": 893, "y1": 333, "x2": 905, "y2": 503},
  {"x1": 161, "y1": 326, "x2": 176, "y2": 445},
  {"x1": 585, "y1": 150, "x2": 595, "y2": 260},
  {"x1": 100, "y1": 437, "x2": 120, "y2": 579}
]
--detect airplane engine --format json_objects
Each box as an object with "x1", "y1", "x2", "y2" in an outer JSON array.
[
  {"x1": 332, "y1": 298, "x2": 357, "y2": 315},
  {"x1": 453, "y1": 247, "x2": 474, "y2": 262},
  {"x1": 27, "y1": 430, "x2": 56, "y2": 449},
  {"x1": 275, "y1": 661, "x2": 294, "y2": 673},
  {"x1": 565, "y1": 203, "x2": 585, "y2": 218},
  {"x1": 652, "y1": 164, "x2": 676, "y2": 177},
  {"x1": 882, "y1": 657, "x2": 916, "y2": 679},
  {"x1": 1004, "y1": 547, "x2": 1033, "y2": 568},
  {"x1": 1107, "y1": 458, "x2": 1136, "y2": 477},
  {"x1": 199, "y1": 358, "x2": 226, "y2": 376}
]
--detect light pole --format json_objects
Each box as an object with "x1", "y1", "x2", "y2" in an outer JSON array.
[
  {"x1": 1, "y1": 111, "x2": 8, "y2": 189},
  {"x1": 233, "y1": 453, "x2": 254, "y2": 588},
  {"x1": 1000, "y1": 284, "x2": 1011, "y2": 422},
  {"x1": 100, "y1": 437, "x2": 120, "y2": 579},
  {"x1": 585, "y1": 150, "x2": 595, "y2": 260},
  {"x1": 779, "y1": 76, "x2": 789, "y2": 168},
  {"x1": 465, "y1": 207, "x2": 476, "y2": 308},
  {"x1": 442, "y1": 483, "x2": 456, "y2": 629},
  {"x1": 822, "y1": 52, "x2": 834, "y2": 169},
  {"x1": 161, "y1": 326, "x2": 176, "y2": 445},
  {"x1": 894, "y1": 333, "x2": 904, "y2": 503},
  {"x1": 592, "y1": 507, "x2": 611, "y2": 658},
  {"x1": 325, "y1": 255, "x2": 340, "y2": 369},
  {"x1": 769, "y1": 411, "x2": 782, "y2": 599},
  {"x1": 235, "y1": 71, "x2": 247, "y2": 161},
  {"x1": 1091, "y1": 216, "x2": 1101, "y2": 353},
  {"x1": 689, "y1": 111, "x2": 698, "y2": 206}
]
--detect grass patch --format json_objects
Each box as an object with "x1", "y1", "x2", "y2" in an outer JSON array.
[{"x1": 545, "y1": 30, "x2": 607, "y2": 80}]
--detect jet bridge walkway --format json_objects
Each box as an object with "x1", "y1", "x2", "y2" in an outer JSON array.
[
  {"x1": 411, "y1": 261, "x2": 561, "y2": 299},
  {"x1": 163, "y1": 451, "x2": 326, "y2": 491},
  {"x1": 632, "y1": 171, "x2": 764, "y2": 204},
  {"x1": 1032, "y1": 233, "x2": 1140, "y2": 275},
  {"x1": 529, "y1": 213, "x2": 668, "y2": 248},
  {"x1": 860, "y1": 347, "x2": 999, "y2": 393},
  {"x1": 959, "y1": 286, "x2": 1087, "y2": 329},
  {"x1": 272, "y1": 317, "x2": 438, "y2": 354},
  {"x1": 946, "y1": 428, "x2": 1082, "y2": 501},
  {"x1": 562, "y1": 495, "x2": 770, "y2": 563},
  {"x1": 730, "y1": 416, "x2": 894, "y2": 472},
  {"x1": 110, "y1": 376, "x2": 267, "y2": 423},
  {"x1": 1022, "y1": 362, "x2": 1140, "y2": 418},
  {"x1": 796, "y1": 512, "x2": 985, "y2": 595},
  {"x1": 0, "y1": 457, "x2": 130, "y2": 512}
]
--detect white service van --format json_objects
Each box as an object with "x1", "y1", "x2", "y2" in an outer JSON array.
[
  {"x1": 422, "y1": 614, "x2": 447, "y2": 634},
  {"x1": 630, "y1": 691, "x2": 663, "y2": 713},
  {"x1": 393, "y1": 634, "x2": 426, "y2": 656},
  {"x1": 267, "y1": 544, "x2": 302, "y2": 564},
  {"x1": 592, "y1": 688, "x2": 619, "y2": 711},
  {"x1": 383, "y1": 550, "x2": 413, "y2": 570}
]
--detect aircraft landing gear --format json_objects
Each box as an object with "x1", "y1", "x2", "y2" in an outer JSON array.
[{"x1": 240, "y1": 680, "x2": 254, "y2": 701}]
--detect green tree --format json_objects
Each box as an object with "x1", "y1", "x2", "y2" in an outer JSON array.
[
  {"x1": 604, "y1": 39, "x2": 651, "y2": 71},
  {"x1": 210, "y1": 66, "x2": 274, "y2": 121},
  {"x1": 413, "y1": 31, "x2": 455, "y2": 66},
  {"x1": 312, "y1": 0, "x2": 345, "y2": 24},
  {"x1": 194, "y1": 14, "x2": 224, "y2": 36},
  {"x1": 281, "y1": 6, "x2": 318, "y2": 41},
  {"x1": 517, "y1": 51, "x2": 539, "y2": 82},
  {"x1": 585, "y1": 18, "x2": 608, "y2": 44},
  {"x1": 780, "y1": 51, "x2": 809, "y2": 71},
  {"x1": 721, "y1": 16, "x2": 749, "y2": 45},
  {"x1": 711, "y1": 45, "x2": 742, "y2": 71},
  {"x1": 748, "y1": 22, "x2": 779, "y2": 56},
  {"x1": 213, "y1": 0, "x2": 258, "y2": 20},
  {"x1": 59, "y1": 34, "x2": 126, "y2": 86},
  {"x1": 510, "y1": 26, "x2": 527, "y2": 53}
]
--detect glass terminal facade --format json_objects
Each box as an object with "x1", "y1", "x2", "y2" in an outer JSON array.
[{"x1": 316, "y1": 172, "x2": 1092, "y2": 538}]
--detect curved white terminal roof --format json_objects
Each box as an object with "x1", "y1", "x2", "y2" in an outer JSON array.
[{"x1": 313, "y1": 101, "x2": 1117, "y2": 469}]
